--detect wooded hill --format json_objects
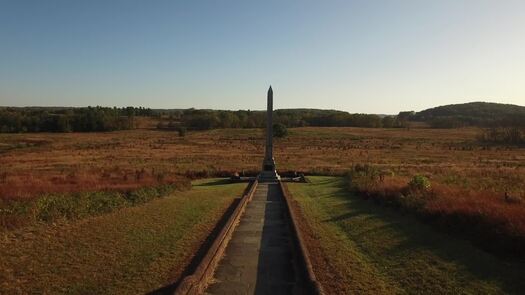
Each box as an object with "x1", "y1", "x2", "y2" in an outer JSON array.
[{"x1": 409, "y1": 102, "x2": 525, "y2": 128}]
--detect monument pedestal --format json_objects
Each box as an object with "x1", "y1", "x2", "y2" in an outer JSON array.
[{"x1": 257, "y1": 170, "x2": 281, "y2": 182}]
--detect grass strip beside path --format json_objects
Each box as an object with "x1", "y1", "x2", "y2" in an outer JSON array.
[
  {"x1": 0, "y1": 178, "x2": 245, "y2": 294},
  {"x1": 287, "y1": 176, "x2": 525, "y2": 294}
]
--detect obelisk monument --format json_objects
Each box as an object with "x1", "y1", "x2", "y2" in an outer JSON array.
[{"x1": 258, "y1": 86, "x2": 280, "y2": 182}]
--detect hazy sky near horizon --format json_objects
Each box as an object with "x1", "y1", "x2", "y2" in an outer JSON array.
[{"x1": 1, "y1": 1, "x2": 524, "y2": 114}]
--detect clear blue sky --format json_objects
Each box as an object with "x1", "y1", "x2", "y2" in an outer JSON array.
[{"x1": 1, "y1": 0, "x2": 524, "y2": 113}]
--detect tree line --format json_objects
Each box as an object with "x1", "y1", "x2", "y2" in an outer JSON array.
[
  {"x1": 1, "y1": 107, "x2": 408, "y2": 133},
  {"x1": 3, "y1": 102, "x2": 524, "y2": 133},
  {"x1": 478, "y1": 127, "x2": 525, "y2": 145},
  {"x1": 0, "y1": 106, "x2": 152, "y2": 133},
  {"x1": 169, "y1": 109, "x2": 407, "y2": 130}
]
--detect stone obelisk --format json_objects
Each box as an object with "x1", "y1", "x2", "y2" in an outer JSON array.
[{"x1": 258, "y1": 86, "x2": 280, "y2": 182}]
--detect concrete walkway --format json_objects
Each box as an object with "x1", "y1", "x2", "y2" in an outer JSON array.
[{"x1": 205, "y1": 182, "x2": 302, "y2": 295}]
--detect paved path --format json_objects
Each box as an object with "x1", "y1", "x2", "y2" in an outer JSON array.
[{"x1": 205, "y1": 182, "x2": 302, "y2": 295}]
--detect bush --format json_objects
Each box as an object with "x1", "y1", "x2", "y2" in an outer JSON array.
[
  {"x1": 177, "y1": 126, "x2": 187, "y2": 137},
  {"x1": 273, "y1": 123, "x2": 288, "y2": 138},
  {"x1": 346, "y1": 164, "x2": 381, "y2": 193},
  {"x1": 86, "y1": 192, "x2": 127, "y2": 214},
  {"x1": 408, "y1": 175, "x2": 431, "y2": 191},
  {"x1": 34, "y1": 194, "x2": 78, "y2": 222},
  {"x1": 397, "y1": 192, "x2": 427, "y2": 211}
]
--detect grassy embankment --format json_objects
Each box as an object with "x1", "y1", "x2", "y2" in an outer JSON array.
[
  {"x1": 0, "y1": 178, "x2": 245, "y2": 294},
  {"x1": 287, "y1": 176, "x2": 525, "y2": 294}
]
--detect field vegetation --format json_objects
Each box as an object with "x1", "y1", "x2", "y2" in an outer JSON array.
[
  {"x1": 1, "y1": 127, "x2": 524, "y2": 256},
  {"x1": 287, "y1": 177, "x2": 525, "y2": 294},
  {"x1": 0, "y1": 179, "x2": 245, "y2": 294},
  {"x1": 345, "y1": 164, "x2": 525, "y2": 256},
  {"x1": 1, "y1": 181, "x2": 190, "y2": 229},
  {"x1": 2, "y1": 127, "x2": 522, "y2": 197}
]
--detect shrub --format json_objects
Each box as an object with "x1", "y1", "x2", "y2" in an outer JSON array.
[
  {"x1": 34, "y1": 194, "x2": 78, "y2": 222},
  {"x1": 273, "y1": 123, "x2": 288, "y2": 138},
  {"x1": 123, "y1": 185, "x2": 175, "y2": 205},
  {"x1": 85, "y1": 192, "x2": 127, "y2": 214},
  {"x1": 346, "y1": 164, "x2": 381, "y2": 193},
  {"x1": 397, "y1": 191, "x2": 428, "y2": 212},
  {"x1": 408, "y1": 175, "x2": 431, "y2": 191},
  {"x1": 177, "y1": 126, "x2": 187, "y2": 137},
  {"x1": 0, "y1": 199, "x2": 32, "y2": 229}
]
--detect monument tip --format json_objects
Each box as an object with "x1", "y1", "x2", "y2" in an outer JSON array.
[{"x1": 268, "y1": 86, "x2": 273, "y2": 94}]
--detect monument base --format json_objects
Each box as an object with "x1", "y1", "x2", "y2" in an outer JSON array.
[{"x1": 257, "y1": 170, "x2": 281, "y2": 182}]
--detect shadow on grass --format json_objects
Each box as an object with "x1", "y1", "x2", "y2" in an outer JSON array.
[
  {"x1": 312, "y1": 177, "x2": 525, "y2": 294},
  {"x1": 192, "y1": 178, "x2": 232, "y2": 187},
  {"x1": 146, "y1": 197, "x2": 241, "y2": 295}
]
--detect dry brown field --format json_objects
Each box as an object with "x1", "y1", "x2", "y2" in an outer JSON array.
[{"x1": 1, "y1": 127, "x2": 523, "y2": 199}]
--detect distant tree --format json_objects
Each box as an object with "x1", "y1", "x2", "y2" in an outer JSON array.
[
  {"x1": 0, "y1": 106, "x2": 150, "y2": 133},
  {"x1": 273, "y1": 123, "x2": 288, "y2": 138},
  {"x1": 167, "y1": 120, "x2": 176, "y2": 129},
  {"x1": 479, "y1": 127, "x2": 525, "y2": 144},
  {"x1": 177, "y1": 126, "x2": 187, "y2": 137},
  {"x1": 381, "y1": 116, "x2": 396, "y2": 128},
  {"x1": 56, "y1": 115, "x2": 71, "y2": 132}
]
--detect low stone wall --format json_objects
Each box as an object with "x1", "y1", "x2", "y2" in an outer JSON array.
[
  {"x1": 174, "y1": 180, "x2": 259, "y2": 295},
  {"x1": 279, "y1": 181, "x2": 326, "y2": 295}
]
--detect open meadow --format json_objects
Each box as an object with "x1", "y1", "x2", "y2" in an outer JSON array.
[
  {"x1": 1, "y1": 127, "x2": 525, "y2": 293},
  {"x1": 1, "y1": 127, "x2": 524, "y2": 198},
  {"x1": 2, "y1": 127, "x2": 524, "y2": 245}
]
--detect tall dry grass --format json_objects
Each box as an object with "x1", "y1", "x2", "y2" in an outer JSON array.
[{"x1": 0, "y1": 169, "x2": 183, "y2": 200}]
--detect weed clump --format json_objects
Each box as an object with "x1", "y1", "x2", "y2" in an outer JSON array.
[
  {"x1": 347, "y1": 164, "x2": 382, "y2": 194},
  {"x1": 408, "y1": 175, "x2": 431, "y2": 191}
]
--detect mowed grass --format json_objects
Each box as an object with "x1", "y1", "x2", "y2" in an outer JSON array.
[
  {"x1": 288, "y1": 177, "x2": 525, "y2": 294},
  {"x1": 0, "y1": 178, "x2": 245, "y2": 294}
]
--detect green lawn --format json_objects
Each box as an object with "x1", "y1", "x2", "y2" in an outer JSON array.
[
  {"x1": 0, "y1": 179, "x2": 245, "y2": 294},
  {"x1": 288, "y1": 176, "x2": 525, "y2": 294}
]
